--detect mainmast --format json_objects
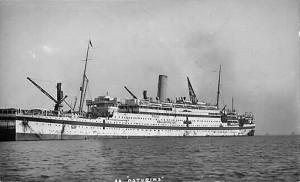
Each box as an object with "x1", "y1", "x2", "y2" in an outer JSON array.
[
  {"x1": 79, "y1": 39, "x2": 93, "y2": 114},
  {"x1": 216, "y1": 65, "x2": 221, "y2": 109},
  {"x1": 232, "y1": 97, "x2": 234, "y2": 111}
]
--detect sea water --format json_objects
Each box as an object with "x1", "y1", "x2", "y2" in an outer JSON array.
[{"x1": 0, "y1": 135, "x2": 299, "y2": 181}]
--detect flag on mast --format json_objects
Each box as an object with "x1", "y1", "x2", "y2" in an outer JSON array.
[{"x1": 89, "y1": 39, "x2": 93, "y2": 47}]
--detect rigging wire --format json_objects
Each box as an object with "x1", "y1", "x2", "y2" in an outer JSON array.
[
  {"x1": 87, "y1": 83, "x2": 93, "y2": 101},
  {"x1": 29, "y1": 99, "x2": 53, "y2": 110},
  {"x1": 74, "y1": 89, "x2": 81, "y2": 111},
  {"x1": 220, "y1": 93, "x2": 225, "y2": 109},
  {"x1": 30, "y1": 78, "x2": 56, "y2": 83}
]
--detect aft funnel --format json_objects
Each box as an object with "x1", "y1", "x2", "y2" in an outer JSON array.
[{"x1": 157, "y1": 75, "x2": 168, "y2": 102}]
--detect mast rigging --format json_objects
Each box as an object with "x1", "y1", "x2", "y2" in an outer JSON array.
[
  {"x1": 232, "y1": 97, "x2": 234, "y2": 111},
  {"x1": 27, "y1": 77, "x2": 68, "y2": 114},
  {"x1": 216, "y1": 65, "x2": 221, "y2": 109},
  {"x1": 78, "y1": 39, "x2": 93, "y2": 114}
]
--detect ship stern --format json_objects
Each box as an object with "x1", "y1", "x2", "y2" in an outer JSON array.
[{"x1": 0, "y1": 116, "x2": 16, "y2": 141}]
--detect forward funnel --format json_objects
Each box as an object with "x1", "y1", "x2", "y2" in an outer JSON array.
[{"x1": 157, "y1": 75, "x2": 168, "y2": 102}]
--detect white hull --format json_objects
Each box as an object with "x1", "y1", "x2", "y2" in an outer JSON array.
[{"x1": 1, "y1": 112, "x2": 255, "y2": 140}]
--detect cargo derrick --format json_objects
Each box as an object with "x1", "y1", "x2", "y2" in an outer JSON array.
[
  {"x1": 187, "y1": 77, "x2": 198, "y2": 104},
  {"x1": 27, "y1": 77, "x2": 68, "y2": 115},
  {"x1": 124, "y1": 86, "x2": 137, "y2": 99}
]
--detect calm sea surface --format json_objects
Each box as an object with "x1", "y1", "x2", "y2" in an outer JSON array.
[{"x1": 0, "y1": 136, "x2": 299, "y2": 181}]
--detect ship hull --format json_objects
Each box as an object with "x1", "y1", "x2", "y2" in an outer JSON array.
[{"x1": 0, "y1": 114, "x2": 255, "y2": 141}]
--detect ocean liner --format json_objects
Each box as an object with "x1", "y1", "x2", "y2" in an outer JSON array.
[{"x1": 0, "y1": 41, "x2": 255, "y2": 141}]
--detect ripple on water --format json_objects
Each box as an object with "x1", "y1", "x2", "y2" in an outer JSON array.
[{"x1": 0, "y1": 136, "x2": 299, "y2": 181}]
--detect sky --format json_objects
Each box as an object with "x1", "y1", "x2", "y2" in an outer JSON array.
[{"x1": 0, "y1": 0, "x2": 298, "y2": 135}]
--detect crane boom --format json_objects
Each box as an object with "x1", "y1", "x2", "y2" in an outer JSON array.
[
  {"x1": 72, "y1": 97, "x2": 77, "y2": 111},
  {"x1": 27, "y1": 77, "x2": 69, "y2": 114},
  {"x1": 63, "y1": 100, "x2": 74, "y2": 112},
  {"x1": 187, "y1": 77, "x2": 198, "y2": 104},
  {"x1": 124, "y1": 86, "x2": 137, "y2": 99},
  {"x1": 27, "y1": 77, "x2": 57, "y2": 103}
]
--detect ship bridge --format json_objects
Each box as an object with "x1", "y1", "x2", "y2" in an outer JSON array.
[{"x1": 87, "y1": 96, "x2": 120, "y2": 117}]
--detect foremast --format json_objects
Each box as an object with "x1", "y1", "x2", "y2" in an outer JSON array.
[{"x1": 79, "y1": 39, "x2": 93, "y2": 115}]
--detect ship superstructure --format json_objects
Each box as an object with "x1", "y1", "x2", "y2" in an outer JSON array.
[{"x1": 0, "y1": 41, "x2": 255, "y2": 141}]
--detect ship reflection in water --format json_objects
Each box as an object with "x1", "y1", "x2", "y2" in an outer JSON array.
[{"x1": 0, "y1": 136, "x2": 298, "y2": 181}]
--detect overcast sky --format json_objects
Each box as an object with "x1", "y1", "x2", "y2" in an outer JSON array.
[{"x1": 0, "y1": 0, "x2": 298, "y2": 135}]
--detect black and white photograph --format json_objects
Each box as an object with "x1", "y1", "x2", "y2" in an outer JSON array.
[{"x1": 0, "y1": 0, "x2": 299, "y2": 181}]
